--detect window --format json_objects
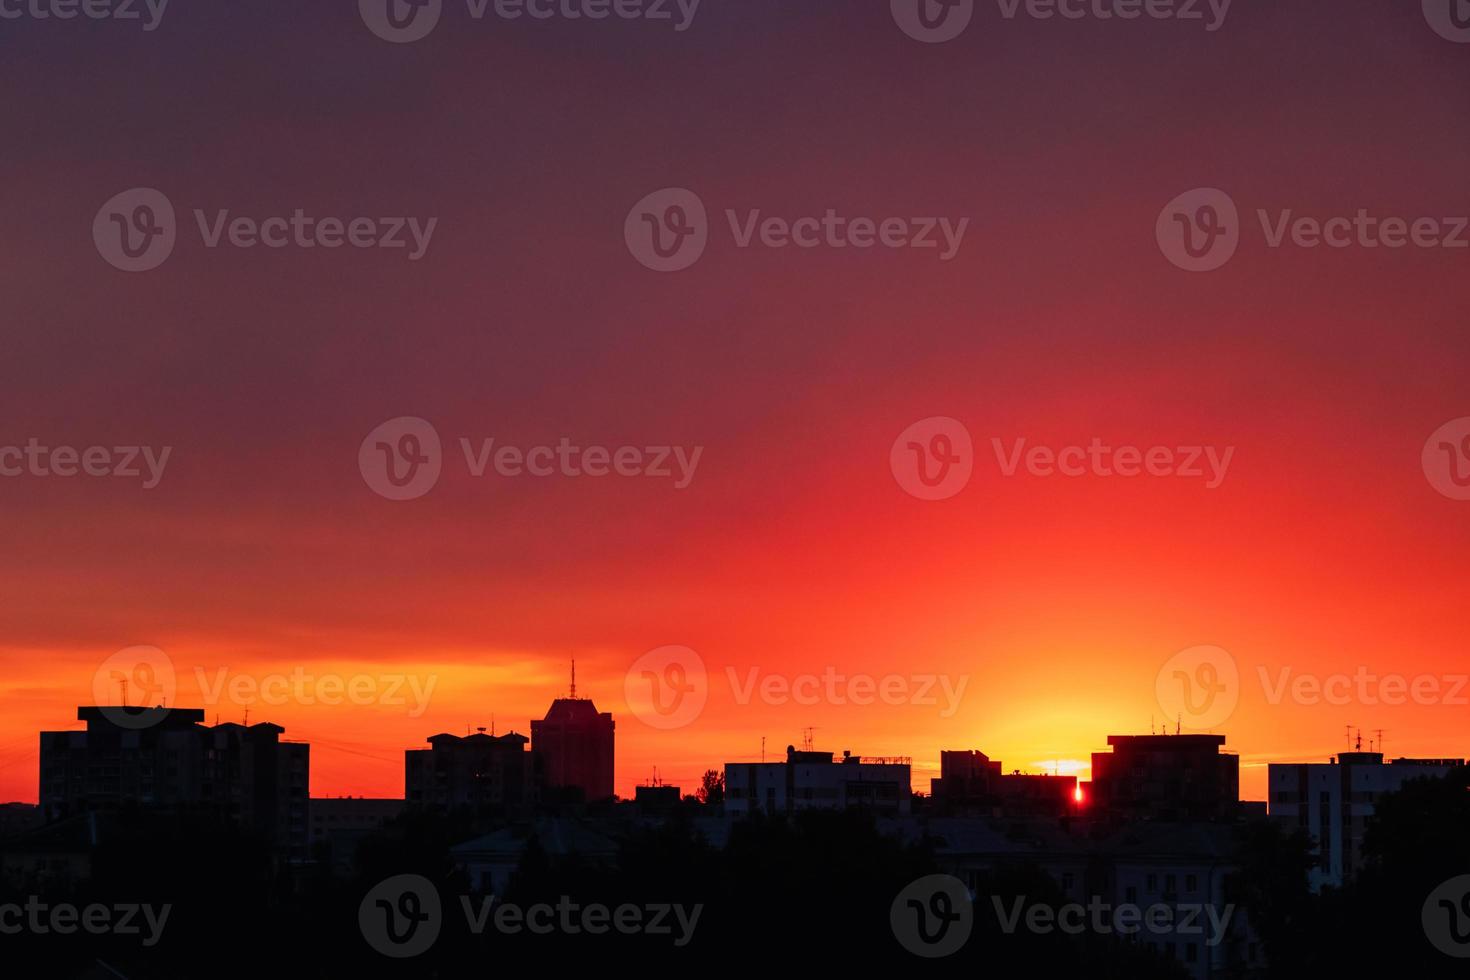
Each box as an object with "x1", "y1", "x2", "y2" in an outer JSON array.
[
  {"x1": 1185, "y1": 874, "x2": 1197, "y2": 892},
  {"x1": 1146, "y1": 873, "x2": 1157, "y2": 892}
]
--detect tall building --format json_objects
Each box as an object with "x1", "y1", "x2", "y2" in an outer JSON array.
[
  {"x1": 39, "y1": 707, "x2": 309, "y2": 858},
  {"x1": 725, "y1": 746, "x2": 912, "y2": 816},
  {"x1": 930, "y1": 749, "x2": 1078, "y2": 817},
  {"x1": 530, "y1": 673, "x2": 615, "y2": 802},
  {"x1": 1268, "y1": 751, "x2": 1464, "y2": 890},
  {"x1": 405, "y1": 730, "x2": 533, "y2": 813},
  {"x1": 1090, "y1": 735, "x2": 1239, "y2": 822}
]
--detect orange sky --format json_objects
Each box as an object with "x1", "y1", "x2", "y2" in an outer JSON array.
[{"x1": 3, "y1": 1, "x2": 1469, "y2": 806}]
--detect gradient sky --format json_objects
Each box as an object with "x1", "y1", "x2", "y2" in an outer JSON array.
[{"x1": 3, "y1": 0, "x2": 1469, "y2": 803}]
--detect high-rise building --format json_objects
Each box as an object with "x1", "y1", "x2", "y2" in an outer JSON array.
[
  {"x1": 725, "y1": 746, "x2": 912, "y2": 816},
  {"x1": 405, "y1": 730, "x2": 533, "y2": 813},
  {"x1": 39, "y1": 707, "x2": 309, "y2": 858},
  {"x1": 1090, "y1": 735, "x2": 1239, "y2": 822},
  {"x1": 1268, "y1": 752, "x2": 1464, "y2": 890},
  {"x1": 530, "y1": 696, "x2": 615, "y2": 802}
]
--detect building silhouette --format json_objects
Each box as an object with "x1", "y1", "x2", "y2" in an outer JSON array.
[
  {"x1": 405, "y1": 730, "x2": 533, "y2": 813},
  {"x1": 725, "y1": 745, "x2": 911, "y2": 816},
  {"x1": 39, "y1": 706, "x2": 309, "y2": 857},
  {"x1": 530, "y1": 681, "x2": 615, "y2": 803},
  {"x1": 930, "y1": 749, "x2": 1078, "y2": 817},
  {"x1": 1268, "y1": 750, "x2": 1465, "y2": 889},
  {"x1": 1090, "y1": 735, "x2": 1239, "y2": 822}
]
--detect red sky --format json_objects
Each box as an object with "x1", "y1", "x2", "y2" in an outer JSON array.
[{"x1": 2, "y1": 0, "x2": 1469, "y2": 803}]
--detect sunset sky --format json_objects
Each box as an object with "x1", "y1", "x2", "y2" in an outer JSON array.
[{"x1": 3, "y1": 0, "x2": 1469, "y2": 804}]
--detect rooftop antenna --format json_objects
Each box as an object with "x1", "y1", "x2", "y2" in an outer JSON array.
[
  {"x1": 491, "y1": 714, "x2": 496, "y2": 737},
  {"x1": 243, "y1": 709, "x2": 249, "y2": 727},
  {"x1": 801, "y1": 727, "x2": 817, "y2": 752},
  {"x1": 1344, "y1": 724, "x2": 1354, "y2": 749},
  {"x1": 1374, "y1": 729, "x2": 1386, "y2": 755},
  {"x1": 1355, "y1": 728, "x2": 1363, "y2": 752},
  {"x1": 1150, "y1": 715, "x2": 1155, "y2": 735},
  {"x1": 570, "y1": 657, "x2": 577, "y2": 699},
  {"x1": 120, "y1": 676, "x2": 129, "y2": 708},
  {"x1": 1176, "y1": 714, "x2": 1182, "y2": 736},
  {"x1": 761, "y1": 736, "x2": 766, "y2": 763}
]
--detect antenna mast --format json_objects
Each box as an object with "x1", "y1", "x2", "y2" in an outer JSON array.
[{"x1": 570, "y1": 658, "x2": 577, "y2": 699}]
